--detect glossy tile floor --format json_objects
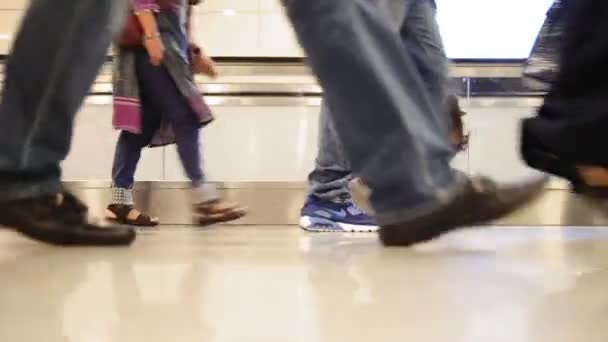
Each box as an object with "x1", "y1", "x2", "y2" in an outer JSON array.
[{"x1": 2, "y1": 226, "x2": 608, "y2": 341}]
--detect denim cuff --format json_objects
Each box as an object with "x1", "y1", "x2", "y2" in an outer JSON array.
[{"x1": 0, "y1": 178, "x2": 63, "y2": 201}]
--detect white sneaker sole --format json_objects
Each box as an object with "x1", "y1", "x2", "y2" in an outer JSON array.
[{"x1": 299, "y1": 216, "x2": 378, "y2": 233}]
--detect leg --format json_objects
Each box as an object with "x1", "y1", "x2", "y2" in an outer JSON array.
[
  {"x1": 0, "y1": 0, "x2": 135, "y2": 246},
  {"x1": 133, "y1": 51, "x2": 206, "y2": 188},
  {"x1": 308, "y1": 102, "x2": 353, "y2": 201},
  {"x1": 284, "y1": 0, "x2": 460, "y2": 221},
  {"x1": 0, "y1": 0, "x2": 126, "y2": 199},
  {"x1": 301, "y1": 0, "x2": 455, "y2": 233},
  {"x1": 107, "y1": 51, "x2": 169, "y2": 227},
  {"x1": 306, "y1": 0, "x2": 450, "y2": 205},
  {"x1": 522, "y1": 0, "x2": 608, "y2": 193},
  {"x1": 401, "y1": 0, "x2": 450, "y2": 144},
  {"x1": 306, "y1": 0, "x2": 411, "y2": 200},
  {"x1": 111, "y1": 77, "x2": 162, "y2": 201},
  {"x1": 283, "y1": 0, "x2": 546, "y2": 246},
  {"x1": 108, "y1": 130, "x2": 161, "y2": 227},
  {"x1": 301, "y1": 101, "x2": 377, "y2": 232},
  {"x1": 404, "y1": 2, "x2": 468, "y2": 152},
  {"x1": 112, "y1": 131, "x2": 152, "y2": 196},
  {"x1": 134, "y1": 52, "x2": 246, "y2": 224}
]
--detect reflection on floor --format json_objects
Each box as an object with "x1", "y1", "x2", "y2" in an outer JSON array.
[{"x1": 1, "y1": 225, "x2": 608, "y2": 342}]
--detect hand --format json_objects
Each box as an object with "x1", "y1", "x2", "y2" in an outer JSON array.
[
  {"x1": 144, "y1": 36, "x2": 165, "y2": 66},
  {"x1": 192, "y1": 52, "x2": 218, "y2": 78}
]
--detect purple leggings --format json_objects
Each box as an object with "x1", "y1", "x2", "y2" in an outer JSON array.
[{"x1": 112, "y1": 50, "x2": 204, "y2": 189}]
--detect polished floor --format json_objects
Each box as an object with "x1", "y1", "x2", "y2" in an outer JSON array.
[{"x1": 2, "y1": 225, "x2": 608, "y2": 341}]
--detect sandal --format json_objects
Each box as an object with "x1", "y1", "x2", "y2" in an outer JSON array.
[
  {"x1": 194, "y1": 200, "x2": 247, "y2": 226},
  {"x1": 105, "y1": 204, "x2": 160, "y2": 227}
]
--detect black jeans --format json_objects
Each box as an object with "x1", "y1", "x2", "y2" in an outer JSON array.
[
  {"x1": 525, "y1": 0, "x2": 608, "y2": 165},
  {"x1": 0, "y1": 0, "x2": 126, "y2": 200}
]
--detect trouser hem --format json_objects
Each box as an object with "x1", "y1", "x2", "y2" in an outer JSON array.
[{"x1": 0, "y1": 179, "x2": 63, "y2": 201}]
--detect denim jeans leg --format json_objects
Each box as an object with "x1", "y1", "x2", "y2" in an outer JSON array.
[
  {"x1": 282, "y1": 0, "x2": 463, "y2": 225},
  {"x1": 401, "y1": 0, "x2": 451, "y2": 147},
  {"x1": 0, "y1": 0, "x2": 127, "y2": 200},
  {"x1": 308, "y1": 101, "x2": 353, "y2": 200}
]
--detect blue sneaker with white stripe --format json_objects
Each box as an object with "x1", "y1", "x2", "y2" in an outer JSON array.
[{"x1": 299, "y1": 196, "x2": 378, "y2": 232}]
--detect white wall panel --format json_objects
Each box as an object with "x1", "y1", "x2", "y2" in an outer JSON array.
[
  {"x1": 258, "y1": 13, "x2": 303, "y2": 57},
  {"x1": 0, "y1": 10, "x2": 22, "y2": 54},
  {"x1": 0, "y1": 1, "x2": 299, "y2": 58},
  {"x1": 194, "y1": 12, "x2": 260, "y2": 57},
  {"x1": 62, "y1": 104, "x2": 164, "y2": 181},
  {"x1": 195, "y1": 0, "x2": 259, "y2": 13},
  {"x1": 437, "y1": 0, "x2": 553, "y2": 59},
  {"x1": 259, "y1": 0, "x2": 283, "y2": 12},
  {"x1": 164, "y1": 105, "x2": 319, "y2": 182},
  {"x1": 62, "y1": 101, "x2": 550, "y2": 184},
  {"x1": 465, "y1": 106, "x2": 541, "y2": 182},
  {"x1": 0, "y1": 0, "x2": 556, "y2": 58},
  {"x1": 0, "y1": 0, "x2": 27, "y2": 10}
]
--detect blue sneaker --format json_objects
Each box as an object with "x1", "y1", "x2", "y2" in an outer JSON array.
[{"x1": 299, "y1": 196, "x2": 378, "y2": 232}]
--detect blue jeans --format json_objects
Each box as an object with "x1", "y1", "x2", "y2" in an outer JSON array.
[
  {"x1": 284, "y1": 0, "x2": 462, "y2": 225},
  {"x1": 112, "y1": 50, "x2": 205, "y2": 190},
  {"x1": 308, "y1": 103, "x2": 352, "y2": 200},
  {"x1": 308, "y1": 0, "x2": 450, "y2": 202},
  {"x1": 0, "y1": 0, "x2": 126, "y2": 200}
]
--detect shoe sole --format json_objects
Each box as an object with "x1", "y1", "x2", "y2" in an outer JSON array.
[
  {"x1": 379, "y1": 177, "x2": 548, "y2": 247},
  {"x1": 15, "y1": 224, "x2": 137, "y2": 247},
  {"x1": 196, "y1": 209, "x2": 247, "y2": 227},
  {"x1": 106, "y1": 217, "x2": 160, "y2": 228},
  {"x1": 299, "y1": 216, "x2": 378, "y2": 233}
]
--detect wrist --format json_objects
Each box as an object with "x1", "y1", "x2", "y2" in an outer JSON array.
[{"x1": 143, "y1": 33, "x2": 161, "y2": 41}]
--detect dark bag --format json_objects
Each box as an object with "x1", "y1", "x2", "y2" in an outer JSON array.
[
  {"x1": 523, "y1": 1, "x2": 564, "y2": 90},
  {"x1": 118, "y1": 13, "x2": 143, "y2": 48}
]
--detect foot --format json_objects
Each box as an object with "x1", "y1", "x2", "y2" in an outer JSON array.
[
  {"x1": 194, "y1": 200, "x2": 247, "y2": 226},
  {"x1": 521, "y1": 119, "x2": 608, "y2": 197},
  {"x1": 300, "y1": 196, "x2": 378, "y2": 232},
  {"x1": 106, "y1": 204, "x2": 160, "y2": 227},
  {"x1": 379, "y1": 175, "x2": 548, "y2": 247},
  {"x1": 0, "y1": 192, "x2": 136, "y2": 246}
]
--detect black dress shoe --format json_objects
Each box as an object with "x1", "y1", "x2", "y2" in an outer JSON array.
[
  {"x1": 521, "y1": 119, "x2": 608, "y2": 197},
  {"x1": 521, "y1": 119, "x2": 581, "y2": 186},
  {"x1": 379, "y1": 175, "x2": 548, "y2": 247},
  {"x1": 0, "y1": 192, "x2": 136, "y2": 246}
]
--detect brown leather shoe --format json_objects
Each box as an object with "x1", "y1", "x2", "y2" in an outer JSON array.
[
  {"x1": 379, "y1": 175, "x2": 548, "y2": 247},
  {"x1": 0, "y1": 192, "x2": 136, "y2": 246},
  {"x1": 521, "y1": 120, "x2": 608, "y2": 197},
  {"x1": 194, "y1": 200, "x2": 247, "y2": 226}
]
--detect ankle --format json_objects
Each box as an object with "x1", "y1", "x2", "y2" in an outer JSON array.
[
  {"x1": 191, "y1": 183, "x2": 220, "y2": 205},
  {"x1": 111, "y1": 187, "x2": 134, "y2": 205}
]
